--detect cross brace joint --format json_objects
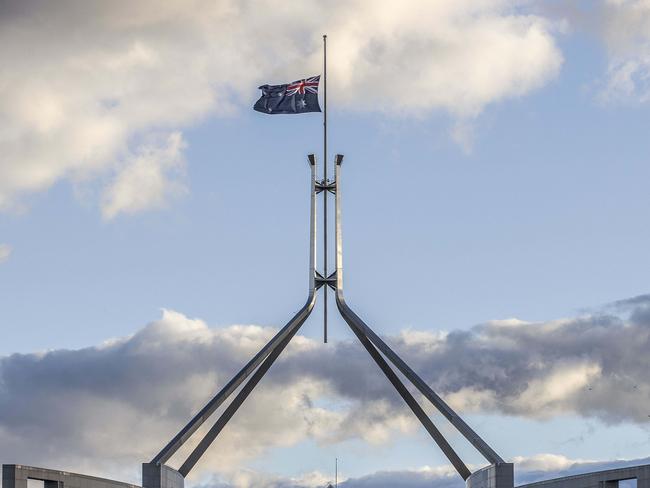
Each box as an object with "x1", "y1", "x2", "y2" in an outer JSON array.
[
  {"x1": 315, "y1": 271, "x2": 337, "y2": 289},
  {"x1": 315, "y1": 180, "x2": 336, "y2": 194}
]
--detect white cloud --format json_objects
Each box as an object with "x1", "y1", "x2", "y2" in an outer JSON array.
[
  {"x1": 101, "y1": 132, "x2": 186, "y2": 219},
  {"x1": 512, "y1": 361, "x2": 602, "y2": 418},
  {"x1": 0, "y1": 0, "x2": 563, "y2": 214},
  {"x1": 0, "y1": 310, "x2": 415, "y2": 479},
  {"x1": 210, "y1": 469, "x2": 331, "y2": 488},
  {"x1": 599, "y1": 0, "x2": 650, "y2": 102},
  {"x1": 512, "y1": 453, "x2": 590, "y2": 472},
  {"x1": 196, "y1": 456, "x2": 650, "y2": 488},
  {"x1": 0, "y1": 244, "x2": 11, "y2": 263}
]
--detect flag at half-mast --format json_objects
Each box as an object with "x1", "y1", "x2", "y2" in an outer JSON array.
[{"x1": 254, "y1": 75, "x2": 321, "y2": 114}]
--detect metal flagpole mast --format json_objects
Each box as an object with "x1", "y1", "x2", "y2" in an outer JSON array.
[
  {"x1": 323, "y1": 34, "x2": 328, "y2": 343},
  {"x1": 145, "y1": 39, "x2": 510, "y2": 488}
]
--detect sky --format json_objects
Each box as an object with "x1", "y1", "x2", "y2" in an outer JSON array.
[{"x1": 1, "y1": 1, "x2": 650, "y2": 487}]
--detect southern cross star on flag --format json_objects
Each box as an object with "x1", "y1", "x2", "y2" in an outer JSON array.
[{"x1": 254, "y1": 75, "x2": 321, "y2": 114}]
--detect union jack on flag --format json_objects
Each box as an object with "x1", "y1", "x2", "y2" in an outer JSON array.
[{"x1": 286, "y1": 76, "x2": 321, "y2": 96}]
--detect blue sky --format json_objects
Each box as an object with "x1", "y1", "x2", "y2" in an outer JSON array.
[{"x1": 1, "y1": 2, "x2": 650, "y2": 488}]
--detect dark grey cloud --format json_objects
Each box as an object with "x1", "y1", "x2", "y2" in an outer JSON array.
[
  {"x1": 274, "y1": 300, "x2": 650, "y2": 424},
  {"x1": 607, "y1": 294, "x2": 650, "y2": 326},
  {"x1": 0, "y1": 311, "x2": 418, "y2": 478},
  {"x1": 1, "y1": 294, "x2": 649, "y2": 479},
  {"x1": 610, "y1": 293, "x2": 650, "y2": 309}
]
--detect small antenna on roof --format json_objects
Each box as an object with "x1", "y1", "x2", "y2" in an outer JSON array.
[{"x1": 335, "y1": 457, "x2": 338, "y2": 488}]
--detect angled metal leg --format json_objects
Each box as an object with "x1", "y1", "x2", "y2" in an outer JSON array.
[
  {"x1": 331, "y1": 155, "x2": 505, "y2": 475},
  {"x1": 151, "y1": 155, "x2": 320, "y2": 469},
  {"x1": 342, "y1": 306, "x2": 471, "y2": 479},
  {"x1": 178, "y1": 298, "x2": 314, "y2": 476},
  {"x1": 152, "y1": 296, "x2": 315, "y2": 466},
  {"x1": 339, "y1": 299, "x2": 503, "y2": 465}
]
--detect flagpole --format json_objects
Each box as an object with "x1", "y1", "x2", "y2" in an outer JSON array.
[{"x1": 323, "y1": 34, "x2": 328, "y2": 344}]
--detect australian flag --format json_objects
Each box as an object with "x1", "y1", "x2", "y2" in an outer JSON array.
[{"x1": 254, "y1": 75, "x2": 321, "y2": 114}]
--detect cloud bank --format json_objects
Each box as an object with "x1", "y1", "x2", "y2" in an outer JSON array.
[
  {"x1": 600, "y1": 0, "x2": 650, "y2": 102},
  {"x1": 194, "y1": 455, "x2": 650, "y2": 488},
  {"x1": 0, "y1": 0, "x2": 563, "y2": 215},
  {"x1": 1, "y1": 294, "x2": 649, "y2": 481}
]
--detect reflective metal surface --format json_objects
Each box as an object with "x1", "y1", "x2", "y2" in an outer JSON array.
[
  {"x1": 331, "y1": 155, "x2": 504, "y2": 475},
  {"x1": 151, "y1": 157, "x2": 319, "y2": 470},
  {"x1": 152, "y1": 152, "x2": 504, "y2": 481}
]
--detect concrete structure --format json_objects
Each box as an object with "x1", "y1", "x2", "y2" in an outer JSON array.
[
  {"x1": 141, "y1": 464, "x2": 182, "y2": 488},
  {"x1": 467, "y1": 463, "x2": 515, "y2": 488},
  {"x1": 519, "y1": 465, "x2": 650, "y2": 488},
  {"x1": 2, "y1": 465, "x2": 139, "y2": 488}
]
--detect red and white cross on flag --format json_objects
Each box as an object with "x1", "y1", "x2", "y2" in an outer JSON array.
[{"x1": 286, "y1": 75, "x2": 320, "y2": 96}]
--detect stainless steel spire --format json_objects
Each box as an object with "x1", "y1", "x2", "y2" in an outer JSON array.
[{"x1": 146, "y1": 153, "x2": 507, "y2": 488}]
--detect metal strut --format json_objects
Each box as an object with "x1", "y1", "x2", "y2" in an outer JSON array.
[
  {"x1": 150, "y1": 155, "x2": 319, "y2": 472},
  {"x1": 151, "y1": 297, "x2": 315, "y2": 466},
  {"x1": 149, "y1": 152, "x2": 505, "y2": 483},
  {"x1": 331, "y1": 154, "x2": 505, "y2": 475},
  {"x1": 345, "y1": 307, "x2": 471, "y2": 479},
  {"x1": 178, "y1": 305, "x2": 311, "y2": 476},
  {"x1": 339, "y1": 301, "x2": 504, "y2": 465},
  {"x1": 315, "y1": 270, "x2": 336, "y2": 290}
]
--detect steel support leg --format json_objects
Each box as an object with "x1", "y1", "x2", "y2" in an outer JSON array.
[
  {"x1": 339, "y1": 302, "x2": 504, "y2": 464},
  {"x1": 177, "y1": 299, "x2": 314, "y2": 476},
  {"x1": 152, "y1": 155, "x2": 320, "y2": 468},
  {"x1": 152, "y1": 297, "x2": 314, "y2": 466},
  {"x1": 341, "y1": 305, "x2": 471, "y2": 479},
  {"x1": 331, "y1": 153, "x2": 504, "y2": 475}
]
